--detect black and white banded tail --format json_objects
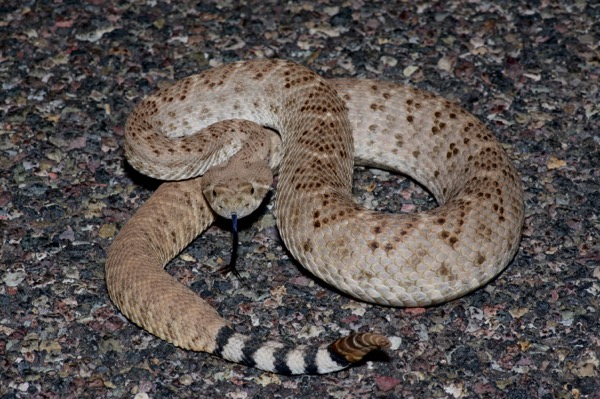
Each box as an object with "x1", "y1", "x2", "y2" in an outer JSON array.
[{"x1": 213, "y1": 326, "x2": 391, "y2": 374}]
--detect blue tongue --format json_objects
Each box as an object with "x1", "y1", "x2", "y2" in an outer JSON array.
[
  {"x1": 215, "y1": 213, "x2": 247, "y2": 286},
  {"x1": 230, "y1": 213, "x2": 238, "y2": 271}
]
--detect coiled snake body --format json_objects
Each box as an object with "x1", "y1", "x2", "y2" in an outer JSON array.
[{"x1": 106, "y1": 59, "x2": 524, "y2": 374}]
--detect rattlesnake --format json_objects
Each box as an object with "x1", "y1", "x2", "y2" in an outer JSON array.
[{"x1": 105, "y1": 59, "x2": 524, "y2": 374}]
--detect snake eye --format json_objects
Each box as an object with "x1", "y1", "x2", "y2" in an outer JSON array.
[
  {"x1": 212, "y1": 190, "x2": 217, "y2": 198},
  {"x1": 250, "y1": 187, "x2": 255, "y2": 195}
]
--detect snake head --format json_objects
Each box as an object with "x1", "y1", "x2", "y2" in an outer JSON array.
[
  {"x1": 201, "y1": 153, "x2": 274, "y2": 220},
  {"x1": 202, "y1": 180, "x2": 271, "y2": 219}
]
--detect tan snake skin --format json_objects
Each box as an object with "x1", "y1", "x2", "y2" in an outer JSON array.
[{"x1": 106, "y1": 59, "x2": 524, "y2": 374}]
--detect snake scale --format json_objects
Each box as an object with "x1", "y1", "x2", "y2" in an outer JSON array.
[{"x1": 106, "y1": 59, "x2": 524, "y2": 374}]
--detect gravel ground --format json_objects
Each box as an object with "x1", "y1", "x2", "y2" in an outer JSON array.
[{"x1": 1, "y1": 1, "x2": 599, "y2": 398}]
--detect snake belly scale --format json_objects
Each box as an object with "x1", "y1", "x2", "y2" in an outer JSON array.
[{"x1": 106, "y1": 59, "x2": 524, "y2": 374}]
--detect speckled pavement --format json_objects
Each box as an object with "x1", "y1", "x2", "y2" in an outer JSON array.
[{"x1": 1, "y1": 1, "x2": 598, "y2": 398}]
